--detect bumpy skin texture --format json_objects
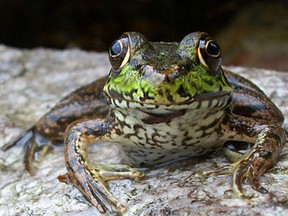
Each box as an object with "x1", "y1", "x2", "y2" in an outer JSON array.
[{"x1": 3, "y1": 32, "x2": 286, "y2": 215}]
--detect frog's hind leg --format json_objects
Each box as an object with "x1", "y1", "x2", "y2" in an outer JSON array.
[
  {"x1": 220, "y1": 113, "x2": 286, "y2": 198},
  {"x1": 228, "y1": 124, "x2": 286, "y2": 198},
  {"x1": 61, "y1": 118, "x2": 144, "y2": 214}
]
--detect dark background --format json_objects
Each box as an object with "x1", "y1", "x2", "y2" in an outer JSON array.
[{"x1": 0, "y1": 0, "x2": 287, "y2": 70}]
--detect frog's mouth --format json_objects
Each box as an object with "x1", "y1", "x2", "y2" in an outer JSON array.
[{"x1": 106, "y1": 90, "x2": 231, "y2": 110}]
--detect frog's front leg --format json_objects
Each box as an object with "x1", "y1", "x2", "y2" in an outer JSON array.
[
  {"x1": 60, "y1": 118, "x2": 144, "y2": 214},
  {"x1": 222, "y1": 114, "x2": 286, "y2": 197}
]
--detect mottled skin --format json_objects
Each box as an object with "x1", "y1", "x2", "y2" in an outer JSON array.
[{"x1": 2, "y1": 32, "x2": 286, "y2": 214}]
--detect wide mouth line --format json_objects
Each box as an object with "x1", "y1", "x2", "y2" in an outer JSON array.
[
  {"x1": 193, "y1": 91, "x2": 231, "y2": 101},
  {"x1": 107, "y1": 90, "x2": 231, "y2": 107}
]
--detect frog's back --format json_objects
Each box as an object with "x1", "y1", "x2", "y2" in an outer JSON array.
[{"x1": 225, "y1": 70, "x2": 284, "y2": 124}]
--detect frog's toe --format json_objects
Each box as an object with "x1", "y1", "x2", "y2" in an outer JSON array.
[
  {"x1": 85, "y1": 177, "x2": 127, "y2": 214},
  {"x1": 232, "y1": 159, "x2": 269, "y2": 198},
  {"x1": 60, "y1": 167, "x2": 127, "y2": 214},
  {"x1": 1, "y1": 126, "x2": 52, "y2": 173},
  {"x1": 94, "y1": 164, "x2": 145, "y2": 181},
  {"x1": 233, "y1": 163, "x2": 249, "y2": 197},
  {"x1": 248, "y1": 175, "x2": 268, "y2": 194},
  {"x1": 202, "y1": 164, "x2": 233, "y2": 177},
  {"x1": 62, "y1": 158, "x2": 145, "y2": 213}
]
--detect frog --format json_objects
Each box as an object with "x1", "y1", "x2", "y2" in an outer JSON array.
[{"x1": 2, "y1": 32, "x2": 286, "y2": 214}]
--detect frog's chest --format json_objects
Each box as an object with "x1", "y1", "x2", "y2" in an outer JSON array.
[{"x1": 110, "y1": 107, "x2": 226, "y2": 165}]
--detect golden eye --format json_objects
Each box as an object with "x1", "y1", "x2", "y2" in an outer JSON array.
[
  {"x1": 197, "y1": 34, "x2": 222, "y2": 74},
  {"x1": 110, "y1": 41, "x2": 122, "y2": 57},
  {"x1": 206, "y1": 40, "x2": 220, "y2": 57},
  {"x1": 109, "y1": 35, "x2": 130, "y2": 70}
]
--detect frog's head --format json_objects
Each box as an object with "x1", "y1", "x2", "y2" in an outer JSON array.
[{"x1": 104, "y1": 32, "x2": 231, "y2": 109}]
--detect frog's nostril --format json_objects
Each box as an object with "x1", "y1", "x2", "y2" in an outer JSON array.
[
  {"x1": 141, "y1": 65, "x2": 156, "y2": 77},
  {"x1": 167, "y1": 70, "x2": 181, "y2": 80},
  {"x1": 165, "y1": 64, "x2": 187, "y2": 80}
]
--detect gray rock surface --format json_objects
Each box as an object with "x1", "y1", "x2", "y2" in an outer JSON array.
[{"x1": 0, "y1": 45, "x2": 287, "y2": 216}]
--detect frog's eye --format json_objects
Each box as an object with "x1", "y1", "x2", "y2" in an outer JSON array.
[
  {"x1": 197, "y1": 35, "x2": 221, "y2": 74},
  {"x1": 109, "y1": 35, "x2": 131, "y2": 70},
  {"x1": 206, "y1": 40, "x2": 220, "y2": 57}
]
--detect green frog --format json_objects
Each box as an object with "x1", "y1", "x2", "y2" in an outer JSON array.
[{"x1": 2, "y1": 32, "x2": 286, "y2": 214}]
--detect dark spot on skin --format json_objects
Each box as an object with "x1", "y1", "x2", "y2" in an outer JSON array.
[
  {"x1": 208, "y1": 99, "x2": 213, "y2": 108},
  {"x1": 177, "y1": 85, "x2": 192, "y2": 99},
  {"x1": 133, "y1": 124, "x2": 143, "y2": 130},
  {"x1": 196, "y1": 101, "x2": 202, "y2": 109},
  {"x1": 139, "y1": 162, "x2": 146, "y2": 166},
  {"x1": 126, "y1": 89, "x2": 138, "y2": 99},
  {"x1": 81, "y1": 120, "x2": 114, "y2": 137},
  {"x1": 166, "y1": 90, "x2": 174, "y2": 102},
  {"x1": 118, "y1": 116, "x2": 132, "y2": 129},
  {"x1": 232, "y1": 104, "x2": 263, "y2": 118},
  {"x1": 107, "y1": 88, "x2": 124, "y2": 100},
  {"x1": 195, "y1": 114, "x2": 221, "y2": 133},
  {"x1": 136, "y1": 142, "x2": 146, "y2": 147},
  {"x1": 141, "y1": 109, "x2": 186, "y2": 124},
  {"x1": 139, "y1": 90, "x2": 154, "y2": 101}
]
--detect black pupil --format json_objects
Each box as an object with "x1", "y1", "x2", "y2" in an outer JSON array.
[
  {"x1": 110, "y1": 41, "x2": 122, "y2": 56},
  {"x1": 207, "y1": 41, "x2": 219, "y2": 56}
]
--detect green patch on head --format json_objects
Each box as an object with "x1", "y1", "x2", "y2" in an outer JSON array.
[{"x1": 105, "y1": 31, "x2": 231, "y2": 107}]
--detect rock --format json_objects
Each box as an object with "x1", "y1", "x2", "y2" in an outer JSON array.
[{"x1": 0, "y1": 45, "x2": 287, "y2": 216}]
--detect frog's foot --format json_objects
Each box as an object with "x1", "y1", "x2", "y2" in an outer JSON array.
[
  {"x1": 232, "y1": 157, "x2": 270, "y2": 198},
  {"x1": 232, "y1": 126, "x2": 286, "y2": 198},
  {"x1": 202, "y1": 159, "x2": 268, "y2": 199},
  {"x1": 1, "y1": 126, "x2": 52, "y2": 173},
  {"x1": 60, "y1": 152, "x2": 144, "y2": 213}
]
